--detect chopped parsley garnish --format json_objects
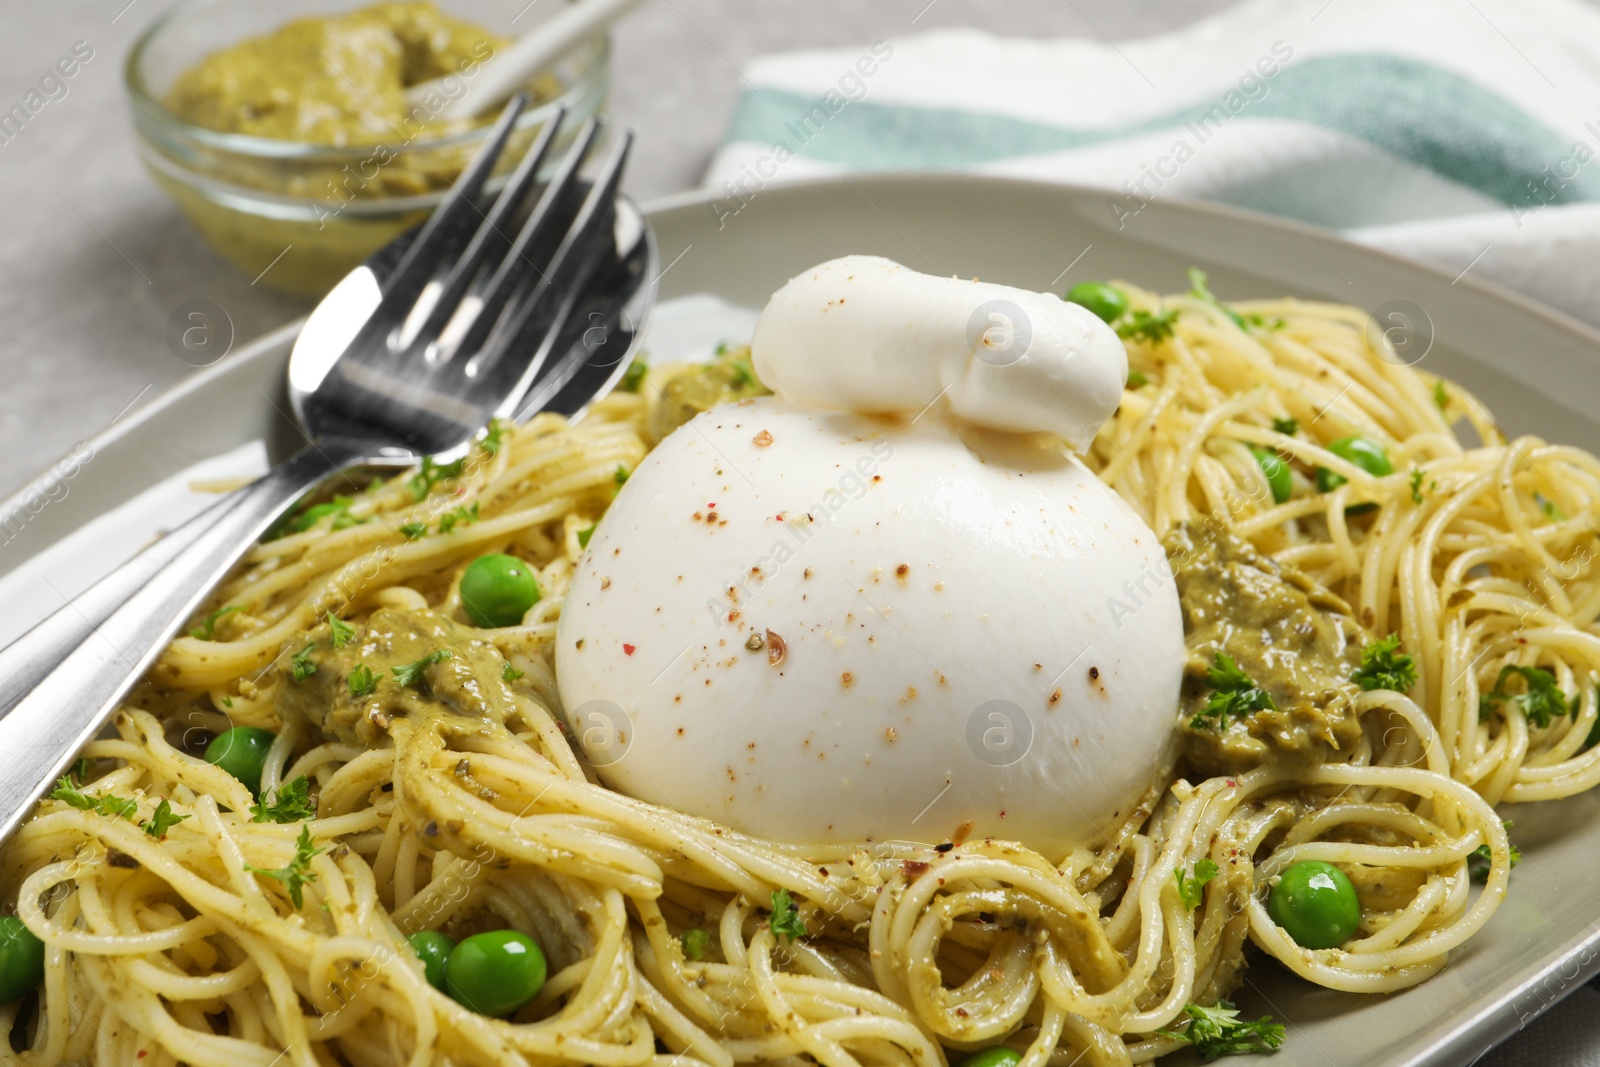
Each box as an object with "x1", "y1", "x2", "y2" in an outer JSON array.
[
  {"x1": 619, "y1": 357, "x2": 648, "y2": 393},
  {"x1": 1468, "y1": 821, "x2": 1522, "y2": 882},
  {"x1": 190, "y1": 605, "x2": 242, "y2": 641},
  {"x1": 438, "y1": 502, "x2": 479, "y2": 534},
  {"x1": 1116, "y1": 308, "x2": 1181, "y2": 344},
  {"x1": 1175, "y1": 858, "x2": 1220, "y2": 910},
  {"x1": 1351, "y1": 634, "x2": 1417, "y2": 693},
  {"x1": 348, "y1": 663, "x2": 377, "y2": 697},
  {"x1": 1479, "y1": 665, "x2": 1569, "y2": 728},
  {"x1": 1243, "y1": 313, "x2": 1286, "y2": 331},
  {"x1": 247, "y1": 825, "x2": 322, "y2": 909},
  {"x1": 98, "y1": 796, "x2": 137, "y2": 825},
  {"x1": 50, "y1": 777, "x2": 137, "y2": 821},
  {"x1": 577, "y1": 525, "x2": 595, "y2": 549},
  {"x1": 142, "y1": 798, "x2": 190, "y2": 839},
  {"x1": 51, "y1": 775, "x2": 98, "y2": 808},
  {"x1": 251, "y1": 776, "x2": 317, "y2": 823},
  {"x1": 1156, "y1": 1001, "x2": 1286, "y2": 1061},
  {"x1": 291, "y1": 495, "x2": 362, "y2": 533},
  {"x1": 408, "y1": 455, "x2": 466, "y2": 501},
  {"x1": 680, "y1": 928, "x2": 711, "y2": 961},
  {"x1": 398, "y1": 522, "x2": 429, "y2": 540},
  {"x1": 1538, "y1": 494, "x2": 1565, "y2": 522},
  {"x1": 392, "y1": 649, "x2": 452, "y2": 688},
  {"x1": 729, "y1": 358, "x2": 758, "y2": 387},
  {"x1": 71, "y1": 758, "x2": 91, "y2": 782},
  {"x1": 1126, "y1": 371, "x2": 1149, "y2": 388},
  {"x1": 614, "y1": 465, "x2": 630, "y2": 488},
  {"x1": 98, "y1": 794, "x2": 139, "y2": 821},
  {"x1": 1272, "y1": 417, "x2": 1299, "y2": 437},
  {"x1": 1186, "y1": 268, "x2": 1247, "y2": 328},
  {"x1": 289, "y1": 643, "x2": 318, "y2": 682},
  {"x1": 1409, "y1": 468, "x2": 1426, "y2": 505},
  {"x1": 1433, "y1": 380, "x2": 1450, "y2": 411},
  {"x1": 1191, "y1": 653, "x2": 1275, "y2": 729},
  {"x1": 326, "y1": 612, "x2": 355, "y2": 649},
  {"x1": 478, "y1": 419, "x2": 508, "y2": 456},
  {"x1": 768, "y1": 888, "x2": 808, "y2": 943},
  {"x1": 502, "y1": 661, "x2": 524, "y2": 683}
]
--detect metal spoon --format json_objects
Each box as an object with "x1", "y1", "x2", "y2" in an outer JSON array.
[
  {"x1": 406, "y1": 0, "x2": 650, "y2": 123},
  {"x1": 0, "y1": 100, "x2": 656, "y2": 841}
]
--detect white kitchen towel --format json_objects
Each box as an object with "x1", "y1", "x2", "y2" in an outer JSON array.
[{"x1": 704, "y1": 0, "x2": 1600, "y2": 328}]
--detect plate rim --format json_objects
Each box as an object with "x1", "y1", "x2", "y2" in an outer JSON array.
[
  {"x1": 9, "y1": 171, "x2": 1600, "y2": 518},
  {"x1": 646, "y1": 170, "x2": 1600, "y2": 350}
]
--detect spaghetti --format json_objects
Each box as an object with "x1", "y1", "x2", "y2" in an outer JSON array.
[{"x1": 4, "y1": 278, "x2": 1578, "y2": 1066}]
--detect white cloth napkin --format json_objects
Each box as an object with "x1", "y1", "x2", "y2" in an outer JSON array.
[{"x1": 705, "y1": 0, "x2": 1600, "y2": 329}]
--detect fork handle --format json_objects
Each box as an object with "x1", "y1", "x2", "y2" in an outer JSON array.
[
  {"x1": 0, "y1": 437, "x2": 377, "y2": 843},
  {"x1": 0, "y1": 490, "x2": 241, "y2": 720}
]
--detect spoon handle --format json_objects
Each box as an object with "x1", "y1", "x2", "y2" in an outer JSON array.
[
  {"x1": 421, "y1": 0, "x2": 648, "y2": 123},
  {"x1": 0, "y1": 438, "x2": 373, "y2": 844}
]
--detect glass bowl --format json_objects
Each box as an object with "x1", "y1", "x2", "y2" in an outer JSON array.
[{"x1": 125, "y1": 0, "x2": 610, "y2": 296}]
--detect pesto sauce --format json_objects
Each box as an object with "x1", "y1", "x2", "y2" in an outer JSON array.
[
  {"x1": 1165, "y1": 520, "x2": 1365, "y2": 777},
  {"x1": 648, "y1": 345, "x2": 772, "y2": 441},
  {"x1": 165, "y1": 2, "x2": 508, "y2": 146},
  {"x1": 277, "y1": 607, "x2": 518, "y2": 748}
]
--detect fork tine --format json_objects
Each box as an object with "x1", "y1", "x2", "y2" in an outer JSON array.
[
  {"x1": 380, "y1": 92, "x2": 531, "y2": 306},
  {"x1": 392, "y1": 105, "x2": 568, "y2": 351},
  {"x1": 524, "y1": 199, "x2": 653, "y2": 422},
  {"x1": 478, "y1": 131, "x2": 635, "y2": 419},
  {"x1": 429, "y1": 117, "x2": 605, "y2": 363}
]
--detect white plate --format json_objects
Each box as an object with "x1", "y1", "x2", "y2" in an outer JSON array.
[{"x1": 5, "y1": 174, "x2": 1600, "y2": 1067}]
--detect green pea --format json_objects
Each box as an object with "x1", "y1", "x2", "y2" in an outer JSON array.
[
  {"x1": 954, "y1": 1049, "x2": 1022, "y2": 1067},
  {"x1": 204, "y1": 727, "x2": 276, "y2": 795},
  {"x1": 460, "y1": 554, "x2": 541, "y2": 629},
  {"x1": 1064, "y1": 281, "x2": 1128, "y2": 324},
  {"x1": 407, "y1": 930, "x2": 455, "y2": 991},
  {"x1": 0, "y1": 917, "x2": 43, "y2": 1004},
  {"x1": 1315, "y1": 434, "x2": 1393, "y2": 493},
  {"x1": 1251, "y1": 448, "x2": 1292, "y2": 505},
  {"x1": 445, "y1": 930, "x2": 547, "y2": 1017},
  {"x1": 1268, "y1": 860, "x2": 1360, "y2": 950}
]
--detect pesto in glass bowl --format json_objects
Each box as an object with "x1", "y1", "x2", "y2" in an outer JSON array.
[{"x1": 126, "y1": 0, "x2": 609, "y2": 296}]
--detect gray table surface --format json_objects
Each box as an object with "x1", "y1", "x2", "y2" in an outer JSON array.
[{"x1": 3, "y1": 2, "x2": 1599, "y2": 1064}]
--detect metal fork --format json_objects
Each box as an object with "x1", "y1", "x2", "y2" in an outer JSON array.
[{"x1": 0, "y1": 96, "x2": 649, "y2": 842}]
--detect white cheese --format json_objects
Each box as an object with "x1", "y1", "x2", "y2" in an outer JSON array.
[{"x1": 749, "y1": 255, "x2": 1126, "y2": 451}]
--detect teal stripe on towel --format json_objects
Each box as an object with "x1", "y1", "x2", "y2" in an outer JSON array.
[{"x1": 724, "y1": 54, "x2": 1595, "y2": 209}]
